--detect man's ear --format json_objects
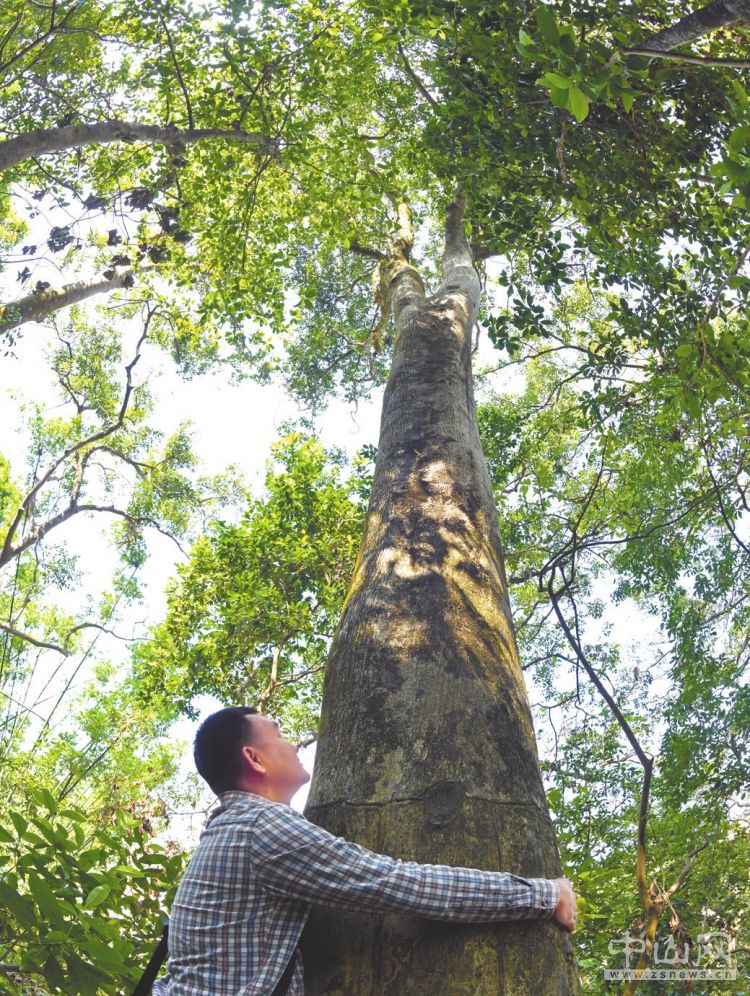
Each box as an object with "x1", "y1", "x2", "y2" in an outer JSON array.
[{"x1": 242, "y1": 744, "x2": 265, "y2": 776}]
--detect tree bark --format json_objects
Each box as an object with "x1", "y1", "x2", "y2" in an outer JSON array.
[
  {"x1": 0, "y1": 268, "x2": 151, "y2": 333},
  {"x1": 302, "y1": 198, "x2": 578, "y2": 994},
  {"x1": 0, "y1": 120, "x2": 278, "y2": 175},
  {"x1": 633, "y1": 0, "x2": 750, "y2": 52}
]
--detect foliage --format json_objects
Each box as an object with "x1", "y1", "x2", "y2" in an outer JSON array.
[
  {"x1": 0, "y1": 307, "x2": 241, "y2": 660},
  {"x1": 474, "y1": 279, "x2": 750, "y2": 986},
  {"x1": 133, "y1": 433, "x2": 368, "y2": 741},
  {"x1": 0, "y1": 311, "x2": 233, "y2": 995},
  {"x1": 0, "y1": 788, "x2": 185, "y2": 995}
]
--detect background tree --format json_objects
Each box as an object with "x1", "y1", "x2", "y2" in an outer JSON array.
[
  {"x1": 0, "y1": 302, "x2": 240, "y2": 993},
  {"x1": 133, "y1": 432, "x2": 367, "y2": 737}
]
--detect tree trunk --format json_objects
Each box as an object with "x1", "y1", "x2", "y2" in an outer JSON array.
[
  {"x1": 302, "y1": 198, "x2": 578, "y2": 995},
  {"x1": 634, "y1": 0, "x2": 750, "y2": 52}
]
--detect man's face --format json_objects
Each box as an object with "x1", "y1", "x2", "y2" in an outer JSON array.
[{"x1": 245, "y1": 714, "x2": 310, "y2": 797}]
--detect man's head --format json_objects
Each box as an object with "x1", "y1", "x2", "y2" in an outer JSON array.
[{"x1": 194, "y1": 706, "x2": 310, "y2": 804}]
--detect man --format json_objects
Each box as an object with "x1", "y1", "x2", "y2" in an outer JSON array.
[{"x1": 153, "y1": 706, "x2": 577, "y2": 995}]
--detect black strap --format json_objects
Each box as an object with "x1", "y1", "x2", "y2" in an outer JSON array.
[
  {"x1": 132, "y1": 922, "x2": 169, "y2": 995},
  {"x1": 270, "y1": 953, "x2": 297, "y2": 995},
  {"x1": 131, "y1": 923, "x2": 296, "y2": 996}
]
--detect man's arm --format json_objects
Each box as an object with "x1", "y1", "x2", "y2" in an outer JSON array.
[{"x1": 250, "y1": 805, "x2": 561, "y2": 924}]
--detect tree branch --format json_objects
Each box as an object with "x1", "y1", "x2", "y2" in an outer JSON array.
[
  {"x1": 0, "y1": 266, "x2": 155, "y2": 334},
  {"x1": 0, "y1": 0, "x2": 79, "y2": 78},
  {"x1": 349, "y1": 239, "x2": 386, "y2": 262},
  {"x1": 0, "y1": 316, "x2": 152, "y2": 568},
  {"x1": 666, "y1": 835, "x2": 710, "y2": 896},
  {"x1": 547, "y1": 569, "x2": 652, "y2": 769},
  {"x1": 0, "y1": 120, "x2": 280, "y2": 174},
  {"x1": 74, "y1": 504, "x2": 188, "y2": 555},
  {"x1": 0, "y1": 619, "x2": 69, "y2": 655},
  {"x1": 397, "y1": 43, "x2": 439, "y2": 110},
  {"x1": 624, "y1": 47, "x2": 750, "y2": 67},
  {"x1": 631, "y1": 0, "x2": 750, "y2": 53},
  {"x1": 156, "y1": 9, "x2": 194, "y2": 130},
  {"x1": 701, "y1": 442, "x2": 750, "y2": 556}
]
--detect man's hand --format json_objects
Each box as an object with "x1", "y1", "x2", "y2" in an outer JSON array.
[{"x1": 552, "y1": 877, "x2": 577, "y2": 931}]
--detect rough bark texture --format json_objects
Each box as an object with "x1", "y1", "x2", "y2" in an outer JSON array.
[
  {"x1": 0, "y1": 120, "x2": 276, "y2": 174},
  {"x1": 634, "y1": 0, "x2": 750, "y2": 52},
  {"x1": 302, "y1": 201, "x2": 578, "y2": 994},
  {"x1": 0, "y1": 268, "x2": 150, "y2": 333}
]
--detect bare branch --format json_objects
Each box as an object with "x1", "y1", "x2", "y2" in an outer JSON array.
[
  {"x1": 625, "y1": 47, "x2": 750, "y2": 67},
  {"x1": 547, "y1": 569, "x2": 652, "y2": 770},
  {"x1": 0, "y1": 266, "x2": 155, "y2": 334},
  {"x1": 397, "y1": 43, "x2": 439, "y2": 110},
  {"x1": 0, "y1": 619, "x2": 69, "y2": 655},
  {"x1": 63, "y1": 621, "x2": 129, "y2": 643},
  {"x1": 666, "y1": 835, "x2": 710, "y2": 896},
  {"x1": 0, "y1": 120, "x2": 280, "y2": 174}
]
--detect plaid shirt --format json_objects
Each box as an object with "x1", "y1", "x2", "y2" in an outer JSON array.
[{"x1": 152, "y1": 790, "x2": 559, "y2": 995}]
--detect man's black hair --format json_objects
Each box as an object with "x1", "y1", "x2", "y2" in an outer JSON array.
[{"x1": 194, "y1": 706, "x2": 259, "y2": 795}]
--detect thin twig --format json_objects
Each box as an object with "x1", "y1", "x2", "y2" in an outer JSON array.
[
  {"x1": 397, "y1": 42, "x2": 439, "y2": 110},
  {"x1": 157, "y1": 8, "x2": 194, "y2": 129}
]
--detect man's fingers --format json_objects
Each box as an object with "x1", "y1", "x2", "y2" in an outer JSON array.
[{"x1": 551, "y1": 876, "x2": 578, "y2": 931}]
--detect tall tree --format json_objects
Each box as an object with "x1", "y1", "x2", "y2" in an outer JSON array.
[{"x1": 300, "y1": 196, "x2": 577, "y2": 992}]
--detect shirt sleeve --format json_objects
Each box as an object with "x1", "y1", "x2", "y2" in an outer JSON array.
[{"x1": 250, "y1": 805, "x2": 559, "y2": 923}]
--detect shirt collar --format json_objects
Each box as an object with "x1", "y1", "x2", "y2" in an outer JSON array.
[{"x1": 215, "y1": 790, "x2": 296, "y2": 815}]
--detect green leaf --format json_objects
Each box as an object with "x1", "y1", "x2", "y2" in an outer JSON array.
[
  {"x1": 621, "y1": 91, "x2": 635, "y2": 113},
  {"x1": 549, "y1": 86, "x2": 570, "y2": 109},
  {"x1": 547, "y1": 787, "x2": 563, "y2": 808},
  {"x1": 30, "y1": 817, "x2": 63, "y2": 848},
  {"x1": 79, "y1": 848, "x2": 105, "y2": 871},
  {"x1": 731, "y1": 80, "x2": 750, "y2": 110},
  {"x1": 566, "y1": 85, "x2": 589, "y2": 122},
  {"x1": 0, "y1": 880, "x2": 36, "y2": 928},
  {"x1": 9, "y1": 811, "x2": 27, "y2": 837},
  {"x1": 728, "y1": 125, "x2": 750, "y2": 153},
  {"x1": 539, "y1": 71, "x2": 571, "y2": 90},
  {"x1": 535, "y1": 5, "x2": 560, "y2": 45},
  {"x1": 59, "y1": 809, "x2": 84, "y2": 822},
  {"x1": 80, "y1": 938, "x2": 124, "y2": 973},
  {"x1": 43, "y1": 954, "x2": 66, "y2": 992},
  {"x1": 64, "y1": 953, "x2": 112, "y2": 992},
  {"x1": 39, "y1": 788, "x2": 58, "y2": 815},
  {"x1": 83, "y1": 883, "x2": 110, "y2": 910},
  {"x1": 518, "y1": 28, "x2": 534, "y2": 49},
  {"x1": 28, "y1": 873, "x2": 67, "y2": 928}
]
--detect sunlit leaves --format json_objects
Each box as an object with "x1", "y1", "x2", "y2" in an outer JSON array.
[
  {"x1": 0, "y1": 796, "x2": 184, "y2": 994},
  {"x1": 132, "y1": 433, "x2": 366, "y2": 739}
]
